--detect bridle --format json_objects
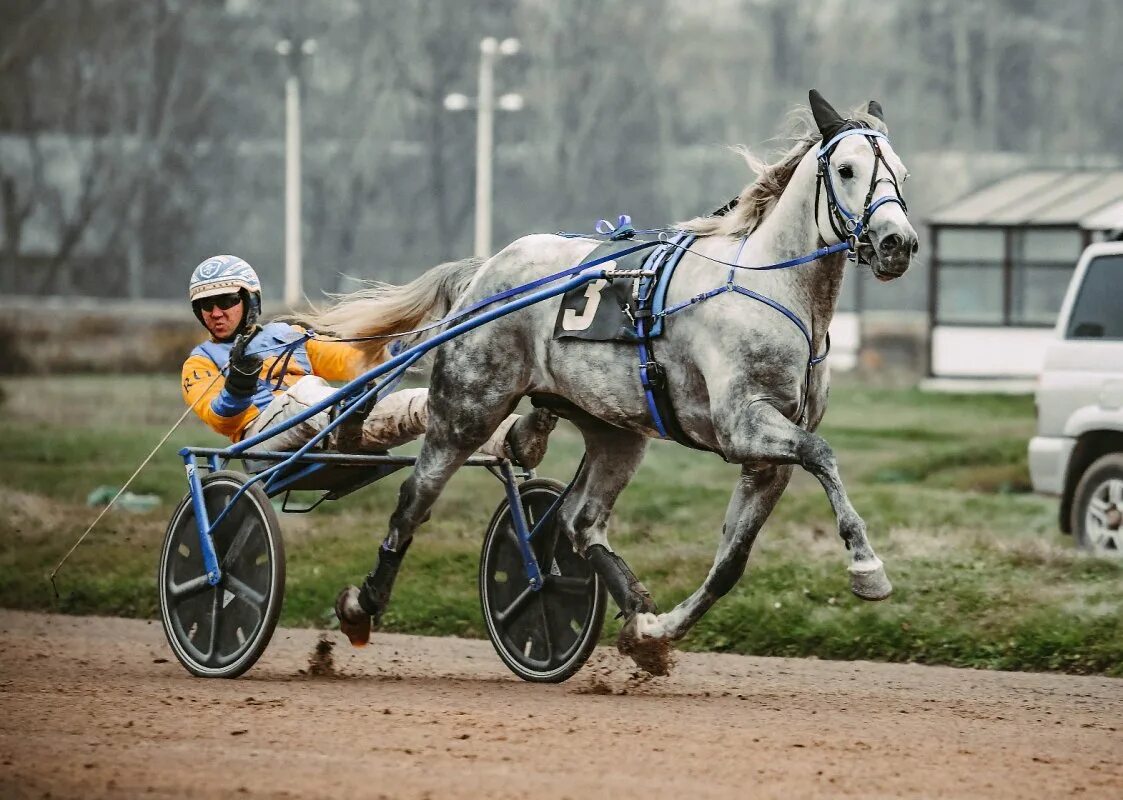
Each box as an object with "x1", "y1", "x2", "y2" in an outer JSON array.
[{"x1": 814, "y1": 126, "x2": 908, "y2": 263}]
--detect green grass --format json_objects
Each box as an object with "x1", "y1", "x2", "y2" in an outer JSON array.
[{"x1": 1, "y1": 375, "x2": 1120, "y2": 676}]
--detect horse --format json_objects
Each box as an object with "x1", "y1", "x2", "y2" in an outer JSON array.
[{"x1": 315, "y1": 90, "x2": 918, "y2": 674}]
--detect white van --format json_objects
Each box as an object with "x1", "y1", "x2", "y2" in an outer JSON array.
[{"x1": 1029, "y1": 241, "x2": 1123, "y2": 554}]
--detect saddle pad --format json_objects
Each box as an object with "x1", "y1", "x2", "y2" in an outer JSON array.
[{"x1": 552, "y1": 232, "x2": 694, "y2": 343}]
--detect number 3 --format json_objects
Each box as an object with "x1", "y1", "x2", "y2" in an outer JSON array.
[{"x1": 562, "y1": 279, "x2": 609, "y2": 331}]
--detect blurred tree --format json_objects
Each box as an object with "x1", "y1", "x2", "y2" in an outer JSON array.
[{"x1": 1, "y1": 0, "x2": 1121, "y2": 304}]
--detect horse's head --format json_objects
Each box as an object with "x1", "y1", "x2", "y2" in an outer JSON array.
[{"x1": 809, "y1": 90, "x2": 918, "y2": 281}]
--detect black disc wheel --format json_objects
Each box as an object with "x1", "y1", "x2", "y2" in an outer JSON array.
[
  {"x1": 158, "y1": 470, "x2": 285, "y2": 678},
  {"x1": 479, "y1": 478, "x2": 606, "y2": 683}
]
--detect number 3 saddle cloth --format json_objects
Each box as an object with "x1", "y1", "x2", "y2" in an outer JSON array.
[{"x1": 552, "y1": 231, "x2": 696, "y2": 343}]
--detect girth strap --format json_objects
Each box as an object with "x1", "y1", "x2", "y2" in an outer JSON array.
[{"x1": 634, "y1": 233, "x2": 711, "y2": 452}]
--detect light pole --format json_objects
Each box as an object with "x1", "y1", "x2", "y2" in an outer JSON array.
[
  {"x1": 444, "y1": 36, "x2": 523, "y2": 259},
  {"x1": 276, "y1": 36, "x2": 316, "y2": 308}
]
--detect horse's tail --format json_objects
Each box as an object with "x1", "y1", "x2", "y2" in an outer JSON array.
[{"x1": 310, "y1": 257, "x2": 485, "y2": 367}]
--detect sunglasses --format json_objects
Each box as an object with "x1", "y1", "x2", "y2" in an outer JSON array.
[{"x1": 196, "y1": 293, "x2": 242, "y2": 313}]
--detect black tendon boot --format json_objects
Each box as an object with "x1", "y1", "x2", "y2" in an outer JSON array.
[
  {"x1": 335, "y1": 539, "x2": 411, "y2": 647},
  {"x1": 584, "y1": 544, "x2": 657, "y2": 618}
]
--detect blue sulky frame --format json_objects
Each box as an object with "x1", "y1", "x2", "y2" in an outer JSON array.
[{"x1": 177, "y1": 252, "x2": 653, "y2": 597}]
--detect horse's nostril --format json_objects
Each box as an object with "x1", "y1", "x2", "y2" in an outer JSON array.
[
  {"x1": 911, "y1": 238, "x2": 919, "y2": 254},
  {"x1": 879, "y1": 233, "x2": 903, "y2": 253}
]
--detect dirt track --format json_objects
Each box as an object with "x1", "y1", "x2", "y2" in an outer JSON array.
[{"x1": 1, "y1": 610, "x2": 1120, "y2": 799}]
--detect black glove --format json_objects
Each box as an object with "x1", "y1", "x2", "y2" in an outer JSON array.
[{"x1": 224, "y1": 326, "x2": 263, "y2": 398}]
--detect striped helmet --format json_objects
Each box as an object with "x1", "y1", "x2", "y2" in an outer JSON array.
[{"x1": 189, "y1": 255, "x2": 262, "y2": 328}]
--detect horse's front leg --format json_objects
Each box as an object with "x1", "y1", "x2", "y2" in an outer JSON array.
[
  {"x1": 623, "y1": 462, "x2": 792, "y2": 642},
  {"x1": 727, "y1": 401, "x2": 893, "y2": 600},
  {"x1": 629, "y1": 400, "x2": 891, "y2": 647}
]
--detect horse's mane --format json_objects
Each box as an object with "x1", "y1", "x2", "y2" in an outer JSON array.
[{"x1": 679, "y1": 106, "x2": 888, "y2": 239}]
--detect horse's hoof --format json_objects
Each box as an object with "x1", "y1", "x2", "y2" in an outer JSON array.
[
  {"x1": 505, "y1": 408, "x2": 558, "y2": 470},
  {"x1": 334, "y1": 586, "x2": 372, "y2": 647},
  {"x1": 616, "y1": 612, "x2": 676, "y2": 676},
  {"x1": 849, "y1": 558, "x2": 893, "y2": 601}
]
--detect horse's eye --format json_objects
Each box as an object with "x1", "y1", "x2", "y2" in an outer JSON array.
[{"x1": 838, "y1": 164, "x2": 854, "y2": 180}]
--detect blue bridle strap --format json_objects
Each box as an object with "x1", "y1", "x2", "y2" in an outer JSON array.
[
  {"x1": 816, "y1": 127, "x2": 906, "y2": 247},
  {"x1": 817, "y1": 127, "x2": 886, "y2": 158}
]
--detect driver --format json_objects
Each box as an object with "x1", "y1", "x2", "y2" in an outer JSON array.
[{"x1": 181, "y1": 255, "x2": 556, "y2": 465}]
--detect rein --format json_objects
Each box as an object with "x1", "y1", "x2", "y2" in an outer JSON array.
[
  {"x1": 633, "y1": 127, "x2": 906, "y2": 435},
  {"x1": 312, "y1": 128, "x2": 905, "y2": 442},
  {"x1": 814, "y1": 127, "x2": 907, "y2": 258}
]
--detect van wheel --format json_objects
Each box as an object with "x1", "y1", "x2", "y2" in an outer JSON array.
[{"x1": 1071, "y1": 453, "x2": 1123, "y2": 557}]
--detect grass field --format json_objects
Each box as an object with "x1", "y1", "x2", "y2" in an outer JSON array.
[{"x1": 1, "y1": 374, "x2": 1120, "y2": 676}]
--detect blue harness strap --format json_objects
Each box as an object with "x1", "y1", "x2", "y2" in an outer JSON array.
[
  {"x1": 634, "y1": 231, "x2": 837, "y2": 439},
  {"x1": 194, "y1": 323, "x2": 315, "y2": 417},
  {"x1": 633, "y1": 232, "x2": 708, "y2": 450}
]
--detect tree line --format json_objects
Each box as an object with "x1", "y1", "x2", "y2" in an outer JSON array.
[{"x1": 1, "y1": 0, "x2": 1119, "y2": 306}]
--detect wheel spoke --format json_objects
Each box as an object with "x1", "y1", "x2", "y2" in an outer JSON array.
[
  {"x1": 504, "y1": 519, "x2": 522, "y2": 551},
  {"x1": 204, "y1": 587, "x2": 220, "y2": 660},
  {"x1": 504, "y1": 506, "x2": 538, "y2": 555},
  {"x1": 168, "y1": 574, "x2": 212, "y2": 602},
  {"x1": 224, "y1": 574, "x2": 267, "y2": 610},
  {"x1": 545, "y1": 575, "x2": 593, "y2": 595},
  {"x1": 1088, "y1": 506, "x2": 1108, "y2": 526},
  {"x1": 1108, "y1": 480, "x2": 1123, "y2": 506},
  {"x1": 496, "y1": 584, "x2": 535, "y2": 626},
  {"x1": 221, "y1": 513, "x2": 258, "y2": 570},
  {"x1": 538, "y1": 595, "x2": 555, "y2": 666}
]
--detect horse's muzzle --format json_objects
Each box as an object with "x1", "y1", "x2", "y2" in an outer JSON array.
[{"x1": 872, "y1": 231, "x2": 918, "y2": 281}]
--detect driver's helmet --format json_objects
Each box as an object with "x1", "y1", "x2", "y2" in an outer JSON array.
[{"x1": 188, "y1": 255, "x2": 262, "y2": 327}]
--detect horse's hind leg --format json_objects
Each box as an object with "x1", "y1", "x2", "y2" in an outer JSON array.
[
  {"x1": 557, "y1": 424, "x2": 679, "y2": 673},
  {"x1": 561, "y1": 425, "x2": 654, "y2": 612},
  {"x1": 336, "y1": 378, "x2": 521, "y2": 646}
]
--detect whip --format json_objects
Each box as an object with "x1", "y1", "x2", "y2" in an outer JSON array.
[
  {"x1": 47, "y1": 370, "x2": 224, "y2": 599},
  {"x1": 47, "y1": 309, "x2": 286, "y2": 598}
]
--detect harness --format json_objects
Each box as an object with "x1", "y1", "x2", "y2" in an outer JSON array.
[
  {"x1": 580, "y1": 127, "x2": 908, "y2": 450},
  {"x1": 320, "y1": 127, "x2": 907, "y2": 453},
  {"x1": 633, "y1": 232, "x2": 700, "y2": 447},
  {"x1": 194, "y1": 322, "x2": 314, "y2": 414}
]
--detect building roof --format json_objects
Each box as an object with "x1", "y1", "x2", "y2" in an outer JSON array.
[{"x1": 928, "y1": 168, "x2": 1123, "y2": 229}]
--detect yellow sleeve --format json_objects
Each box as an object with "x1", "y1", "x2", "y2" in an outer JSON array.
[
  {"x1": 181, "y1": 354, "x2": 260, "y2": 440},
  {"x1": 304, "y1": 332, "x2": 369, "y2": 382}
]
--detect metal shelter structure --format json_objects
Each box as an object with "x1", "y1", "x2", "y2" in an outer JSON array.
[{"x1": 927, "y1": 168, "x2": 1123, "y2": 379}]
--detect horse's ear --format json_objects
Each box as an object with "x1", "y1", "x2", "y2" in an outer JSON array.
[
  {"x1": 809, "y1": 89, "x2": 844, "y2": 140},
  {"x1": 867, "y1": 100, "x2": 885, "y2": 123}
]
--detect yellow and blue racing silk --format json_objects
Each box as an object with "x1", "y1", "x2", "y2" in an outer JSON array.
[{"x1": 181, "y1": 323, "x2": 366, "y2": 440}]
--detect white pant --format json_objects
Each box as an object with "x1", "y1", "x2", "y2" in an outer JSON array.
[{"x1": 244, "y1": 375, "x2": 516, "y2": 456}]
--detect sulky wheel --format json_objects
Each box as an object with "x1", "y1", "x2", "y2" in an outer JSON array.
[
  {"x1": 158, "y1": 470, "x2": 285, "y2": 678},
  {"x1": 479, "y1": 478, "x2": 606, "y2": 683}
]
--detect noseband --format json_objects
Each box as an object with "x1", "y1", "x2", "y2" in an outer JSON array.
[{"x1": 815, "y1": 127, "x2": 908, "y2": 262}]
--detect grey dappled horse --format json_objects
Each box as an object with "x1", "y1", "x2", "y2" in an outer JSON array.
[{"x1": 321, "y1": 91, "x2": 918, "y2": 674}]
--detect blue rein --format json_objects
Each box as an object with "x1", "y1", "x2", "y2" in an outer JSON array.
[
  {"x1": 815, "y1": 127, "x2": 907, "y2": 251},
  {"x1": 303, "y1": 128, "x2": 902, "y2": 443}
]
